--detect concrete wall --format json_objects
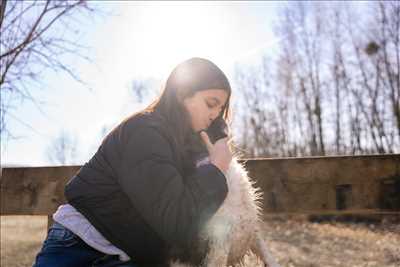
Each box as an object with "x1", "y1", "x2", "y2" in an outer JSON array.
[
  {"x1": 242, "y1": 154, "x2": 400, "y2": 213},
  {"x1": 1, "y1": 154, "x2": 399, "y2": 216}
]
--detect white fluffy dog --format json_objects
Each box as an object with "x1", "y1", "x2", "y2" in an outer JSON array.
[{"x1": 170, "y1": 154, "x2": 281, "y2": 267}]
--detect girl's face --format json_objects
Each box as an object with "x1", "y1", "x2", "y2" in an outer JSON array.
[{"x1": 183, "y1": 89, "x2": 229, "y2": 132}]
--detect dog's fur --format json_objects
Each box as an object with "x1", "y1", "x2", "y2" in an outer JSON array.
[{"x1": 169, "y1": 155, "x2": 281, "y2": 267}]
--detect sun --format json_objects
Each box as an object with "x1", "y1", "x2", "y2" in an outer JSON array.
[{"x1": 117, "y1": 2, "x2": 234, "y2": 79}]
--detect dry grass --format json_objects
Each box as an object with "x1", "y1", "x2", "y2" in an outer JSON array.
[
  {"x1": 262, "y1": 217, "x2": 400, "y2": 267},
  {"x1": 1, "y1": 216, "x2": 399, "y2": 267},
  {"x1": 1, "y1": 216, "x2": 47, "y2": 267}
]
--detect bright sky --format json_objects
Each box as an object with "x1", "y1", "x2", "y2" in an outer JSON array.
[{"x1": 2, "y1": 1, "x2": 281, "y2": 166}]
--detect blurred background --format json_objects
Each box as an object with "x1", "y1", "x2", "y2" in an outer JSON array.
[{"x1": 1, "y1": 1, "x2": 399, "y2": 166}]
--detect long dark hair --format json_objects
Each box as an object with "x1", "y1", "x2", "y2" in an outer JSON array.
[{"x1": 143, "y1": 57, "x2": 232, "y2": 150}]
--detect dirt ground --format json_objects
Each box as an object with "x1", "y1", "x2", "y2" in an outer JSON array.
[{"x1": 1, "y1": 215, "x2": 399, "y2": 267}]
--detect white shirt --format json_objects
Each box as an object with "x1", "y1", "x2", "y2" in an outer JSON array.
[{"x1": 53, "y1": 204, "x2": 130, "y2": 261}]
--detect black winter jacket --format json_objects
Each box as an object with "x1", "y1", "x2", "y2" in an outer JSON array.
[{"x1": 64, "y1": 111, "x2": 228, "y2": 266}]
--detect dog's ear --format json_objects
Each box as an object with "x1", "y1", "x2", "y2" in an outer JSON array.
[{"x1": 206, "y1": 117, "x2": 227, "y2": 144}]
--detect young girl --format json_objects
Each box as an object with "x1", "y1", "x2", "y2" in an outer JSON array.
[{"x1": 33, "y1": 57, "x2": 232, "y2": 267}]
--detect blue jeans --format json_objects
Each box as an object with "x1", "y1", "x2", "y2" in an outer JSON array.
[{"x1": 33, "y1": 222, "x2": 138, "y2": 267}]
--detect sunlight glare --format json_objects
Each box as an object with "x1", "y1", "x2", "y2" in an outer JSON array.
[{"x1": 121, "y1": 3, "x2": 234, "y2": 78}]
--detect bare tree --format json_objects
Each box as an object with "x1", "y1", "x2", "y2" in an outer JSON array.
[
  {"x1": 235, "y1": 54, "x2": 300, "y2": 158},
  {"x1": 326, "y1": 5, "x2": 345, "y2": 154},
  {"x1": 0, "y1": 0, "x2": 97, "y2": 139},
  {"x1": 375, "y1": 1, "x2": 400, "y2": 149},
  {"x1": 46, "y1": 129, "x2": 78, "y2": 165},
  {"x1": 129, "y1": 77, "x2": 162, "y2": 110},
  {"x1": 234, "y1": 60, "x2": 284, "y2": 158},
  {"x1": 273, "y1": 2, "x2": 330, "y2": 156},
  {"x1": 340, "y1": 1, "x2": 399, "y2": 153},
  {"x1": 234, "y1": 1, "x2": 399, "y2": 157}
]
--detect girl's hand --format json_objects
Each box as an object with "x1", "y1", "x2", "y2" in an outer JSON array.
[{"x1": 200, "y1": 131, "x2": 232, "y2": 173}]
